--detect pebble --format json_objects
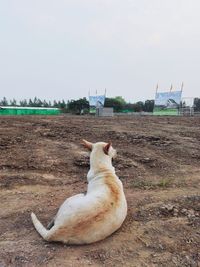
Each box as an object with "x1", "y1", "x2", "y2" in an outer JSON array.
[{"x1": 181, "y1": 208, "x2": 187, "y2": 214}]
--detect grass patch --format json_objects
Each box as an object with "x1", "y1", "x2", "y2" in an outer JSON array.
[{"x1": 132, "y1": 178, "x2": 172, "y2": 190}]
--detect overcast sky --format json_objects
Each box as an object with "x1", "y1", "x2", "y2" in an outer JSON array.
[{"x1": 0, "y1": 0, "x2": 200, "y2": 102}]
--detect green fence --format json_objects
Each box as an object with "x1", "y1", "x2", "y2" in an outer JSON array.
[
  {"x1": 153, "y1": 107, "x2": 179, "y2": 116},
  {"x1": 0, "y1": 107, "x2": 61, "y2": 115}
]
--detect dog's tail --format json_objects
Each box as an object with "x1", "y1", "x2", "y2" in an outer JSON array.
[{"x1": 31, "y1": 212, "x2": 50, "y2": 241}]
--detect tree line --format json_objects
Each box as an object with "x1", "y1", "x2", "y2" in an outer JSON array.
[
  {"x1": 0, "y1": 96, "x2": 154, "y2": 113},
  {"x1": 0, "y1": 96, "x2": 200, "y2": 114},
  {"x1": 0, "y1": 97, "x2": 67, "y2": 109}
]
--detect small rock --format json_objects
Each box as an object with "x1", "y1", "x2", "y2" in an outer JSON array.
[
  {"x1": 173, "y1": 208, "x2": 179, "y2": 213},
  {"x1": 158, "y1": 244, "x2": 164, "y2": 250},
  {"x1": 164, "y1": 204, "x2": 174, "y2": 211},
  {"x1": 188, "y1": 209, "x2": 195, "y2": 216},
  {"x1": 181, "y1": 208, "x2": 187, "y2": 214}
]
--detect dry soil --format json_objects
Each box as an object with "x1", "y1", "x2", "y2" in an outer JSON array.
[{"x1": 0, "y1": 115, "x2": 199, "y2": 267}]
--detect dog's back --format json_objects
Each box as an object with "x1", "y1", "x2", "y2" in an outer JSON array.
[{"x1": 31, "y1": 141, "x2": 127, "y2": 244}]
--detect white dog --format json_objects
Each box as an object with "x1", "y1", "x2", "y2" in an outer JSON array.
[{"x1": 31, "y1": 140, "x2": 127, "y2": 244}]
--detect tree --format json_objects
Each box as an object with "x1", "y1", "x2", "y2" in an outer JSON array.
[
  {"x1": 43, "y1": 100, "x2": 49, "y2": 107},
  {"x1": 59, "y1": 100, "x2": 67, "y2": 109},
  {"x1": 194, "y1": 98, "x2": 200, "y2": 112},
  {"x1": 53, "y1": 100, "x2": 58, "y2": 108},
  {"x1": 104, "y1": 97, "x2": 124, "y2": 112},
  {"x1": 0, "y1": 97, "x2": 8, "y2": 106},
  {"x1": 132, "y1": 101, "x2": 144, "y2": 112},
  {"x1": 67, "y1": 98, "x2": 89, "y2": 114},
  {"x1": 10, "y1": 99, "x2": 17, "y2": 106},
  {"x1": 33, "y1": 97, "x2": 38, "y2": 107},
  {"x1": 28, "y1": 99, "x2": 34, "y2": 107},
  {"x1": 144, "y1": 100, "x2": 154, "y2": 112},
  {"x1": 114, "y1": 96, "x2": 126, "y2": 106},
  {"x1": 32, "y1": 97, "x2": 43, "y2": 107},
  {"x1": 20, "y1": 99, "x2": 28, "y2": 107},
  {"x1": 123, "y1": 103, "x2": 135, "y2": 112}
]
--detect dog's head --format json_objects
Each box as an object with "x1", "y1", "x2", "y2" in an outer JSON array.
[{"x1": 82, "y1": 139, "x2": 117, "y2": 160}]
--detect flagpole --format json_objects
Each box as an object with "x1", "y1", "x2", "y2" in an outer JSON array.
[
  {"x1": 181, "y1": 82, "x2": 184, "y2": 92},
  {"x1": 155, "y1": 83, "x2": 158, "y2": 94}
]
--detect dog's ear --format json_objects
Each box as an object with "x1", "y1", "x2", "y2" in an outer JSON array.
[
  {"x1": 82, "y1": 139, "x2": 93, "y2": 151},
  {"x1": 103, "y1": 142, "x2": 112, "y2": 155}
]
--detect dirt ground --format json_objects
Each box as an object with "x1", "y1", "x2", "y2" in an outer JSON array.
[{"x1": 0, "y1": 115, "x2": 199, "y2": 267}]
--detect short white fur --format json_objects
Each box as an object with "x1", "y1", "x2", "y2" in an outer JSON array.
[{"x1": 31, "y1": 140, "x2": 127, "y2": 244}]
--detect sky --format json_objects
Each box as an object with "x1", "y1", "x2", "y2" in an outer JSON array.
[{"x1": 0, "y1": 0, "x2": 200, "y2": 103}]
